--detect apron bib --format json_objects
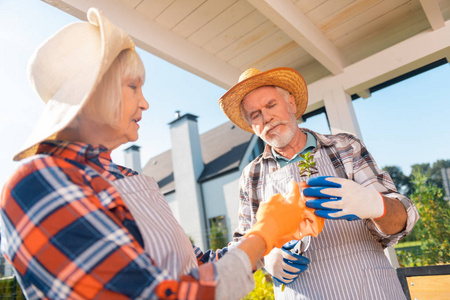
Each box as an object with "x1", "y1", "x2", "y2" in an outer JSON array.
[
  {"x1": 260, "y1": 148, "x2": 404, "y2": 300},
  {"x1": 110, "y1": 174, "x2": 198, "y2": 278}
]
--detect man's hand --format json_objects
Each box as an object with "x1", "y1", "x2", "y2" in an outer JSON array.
[
  {"x1": 264, "y1": 240, "x2": 310, "y2": 285},
  {"x1": 303, "y1": 176, "x2": 385, "y2": 221}
]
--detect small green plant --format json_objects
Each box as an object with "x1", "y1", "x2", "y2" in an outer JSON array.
[
  {"x1": 242, "y1": 269, "x2": 275, "y2": 300},
  {"x1": 209, "y1": 222, "x2": 228, "y2": 250},
  {"x1": 298, "y1": 151, "x2": 317, "y2": 178}
]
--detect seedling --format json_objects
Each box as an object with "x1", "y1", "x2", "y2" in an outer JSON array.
[
  {"x1": 281, "y1": 151, "x2": 317, "y2": 292},
  {"x1": 298, "y1": 151, "x2": 317, "y2": 178}
]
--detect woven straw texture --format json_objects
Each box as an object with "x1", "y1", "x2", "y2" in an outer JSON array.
[{"x1": 218, "y1": 67, "x2": 307, "y2": 133}]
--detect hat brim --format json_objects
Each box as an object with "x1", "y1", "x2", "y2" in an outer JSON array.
[
  {"x1": 13, "y1": 8, "x2": 135, "y2": 161},
  {"x1": 218, "y1": 67, "x2": 308, "y2": 133}
]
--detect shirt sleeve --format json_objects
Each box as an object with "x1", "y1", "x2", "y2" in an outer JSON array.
[
  {"x1": 232, "y1": 170, "x2": 254, "y2": 243},
  {"x1": 0, "y1": 157, "x2": 217, "y2": 299},
  {"x1": 344, "y1": 135, "x2": 419, "y2": 247},
  {"x1": 192, "y1": 244, "x2": 229, "y2": 264}
]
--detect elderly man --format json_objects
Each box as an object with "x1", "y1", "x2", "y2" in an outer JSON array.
[{"x1": 219, "y1": 67, "x2": 419, "y2": 299}]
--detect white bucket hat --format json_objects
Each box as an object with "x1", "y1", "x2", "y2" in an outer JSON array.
[{"x1": 14, "y1": 7, "x2": 135, "y2": 161}]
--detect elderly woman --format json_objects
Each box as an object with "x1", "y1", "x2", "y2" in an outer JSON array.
[{"x1": 0, "y1": 8, "x2": 307, "y2": 300}]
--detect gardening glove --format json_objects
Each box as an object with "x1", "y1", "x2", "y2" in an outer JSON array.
[
  {"x1": 264, "y1": 240, "x2": 310, "y2": 285},
  {"x1": 245, "y1": 181, "x2": 303, "y2": 255},
  {"x1": 303, "y1": 176, "x2": 385, "y2": 221}
]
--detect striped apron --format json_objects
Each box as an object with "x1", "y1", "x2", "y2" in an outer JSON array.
[
  {"x1": 110, "y1": 174, "x2": 198, "y2": 278},
  {"x1": 261, "y1": 147, "x2": 406, "y2": 300}
]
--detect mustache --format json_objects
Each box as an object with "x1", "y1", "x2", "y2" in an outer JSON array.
[{"x1": 262, "y1": 120, "x2": 288, "y2": 135}]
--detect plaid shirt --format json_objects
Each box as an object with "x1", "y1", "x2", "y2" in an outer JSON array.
[
  {"x1": 233, "y1": 128, "x2": 419, "y2": 248},
  {"x1": 1, "y1": 140, "x2": 221, "y2": 300}
]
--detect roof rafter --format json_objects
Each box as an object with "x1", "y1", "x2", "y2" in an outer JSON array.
[
  {"x1": 45, "y1": 0, "x2": 241, "y2": 89},
  {"x1": 420, "y1": 0, "x2": 445, "y2": 30},
  {"x1": 246, "y1": 0, "x2": 346, "y2": 75}
]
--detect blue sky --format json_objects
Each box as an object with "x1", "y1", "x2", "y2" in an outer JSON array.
[{"x1": 1, "y1": 0, "x2": 449, "y2": 187}]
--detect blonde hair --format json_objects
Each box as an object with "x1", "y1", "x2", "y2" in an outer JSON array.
[{"x1": 80, "y1": 49, "x2": 145, "y2": 128}]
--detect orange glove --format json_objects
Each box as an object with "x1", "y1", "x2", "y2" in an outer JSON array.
[
  {"x1": 245, "y1": 181, "x2": 304, "y2": 256},
  {"x1": 298, "y1": 181, "x2": 325, "y2": 238}
]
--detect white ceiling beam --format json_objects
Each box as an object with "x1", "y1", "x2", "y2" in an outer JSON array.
[
  {"x1": 246, "y1": 0, "x2": 346, "y2": 75},
  {"x1": 308, "y1": 19, "x2": 450, "y2": 106},
  {"x1": 357, "y1": 89, "x2": 371, "y2": 99},
  {"x1": 42, "y1": 0, "x2": 241, "y2": 89},
  {"x1": 419, "y1": 0, "x2": 445, "y2": 30}
]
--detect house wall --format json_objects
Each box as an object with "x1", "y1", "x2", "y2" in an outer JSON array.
[
  {"x1": 165, "y1": 192, "x2": 178, "y2": 221},
  {"x1": 169, "y1": 114, "x2": 208, "y2": 250},
  {"x1": 201, "y1": 171, "x2": 242, "y2": 243},
  {"x1": 163, "y1": 171, "x2": 242, "y2": 248}
]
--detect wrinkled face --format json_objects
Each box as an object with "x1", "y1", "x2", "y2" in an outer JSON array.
[
  {"x1": 241, "y1": 86, "x2": 298, "y2": 148},
  {"x1": 113, "y1": 77, "x2": 149, "y2": 145}
]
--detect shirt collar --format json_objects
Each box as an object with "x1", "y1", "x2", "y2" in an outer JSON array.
[
  {"x1": 37, "y1": 140, "x2": 110, "y2": 160},
  {"x1": 253, "y1": 128, "x2": 338, "y2": 165},
  {"x1": 271, "y1": 131, "x2": 317, "y2": 160},
  {"x1": 271, "y1": 132, "x2": 317, "y2": 167},
  {"x1": 35, "y1": 140, "x2": 137, "y2": 177}
]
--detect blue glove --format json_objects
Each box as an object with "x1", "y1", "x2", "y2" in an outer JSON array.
[
  {"x1": 264, "y1": 240, "x2": 310, "y2": 285},
  {"x1": 303, "y1": 176, "x2": 385, "y2": 221}
]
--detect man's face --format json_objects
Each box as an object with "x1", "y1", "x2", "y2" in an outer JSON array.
[{"x1": 241, "y1": 86, "x2": 298, "y2": 148}]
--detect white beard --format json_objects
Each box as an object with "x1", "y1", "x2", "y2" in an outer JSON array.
[
  {"x1": 261, "y1": 118, "x2": 298, "y2": 148},
  {"x1": 263, "y1": 125, "x2": 296, "y2": 148}
]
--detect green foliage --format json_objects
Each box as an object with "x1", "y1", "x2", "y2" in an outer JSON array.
[
  {"x1": 394, "y1": 241, "x2": 423, "y2": 267},
  {"x1": 298, "y1": 151, "x2": 317, "y2": 178},
  {"x1": 410, "y1": 159, "x2": 450, "y2": 191},
  {"x1": 242, "y1": 269, "x2": 274, "y2": 300},
  {"x1": 382, "y1": 165, "x2": 412, "y2": 196},
  {"x1": 395, "y1": 170, "x2": 450, "y2": 267},
  {"x1": 0, "y1": 276, "x2": 26, "y2": 300},
  {"x1": 209, "y1": 222, "x2": 228, "y2": 250},
  {"x1": 383, "y1": 160, "x2": 450, "y2": 198}
]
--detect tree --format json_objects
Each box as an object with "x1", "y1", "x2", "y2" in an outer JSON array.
[
  {"x1": 397, "y1": 170, "x2": 450, "y2": 266},
  {"x1": 382, "y1": 165, "x2": 412, "y2": 196},
  {"x1": 411, "y1": 159, "x2": 450, "y2": 191}
]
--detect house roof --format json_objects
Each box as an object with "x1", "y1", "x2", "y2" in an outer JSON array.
[
  {"x1": 45, "y1": 0, "x2": 450, "y2": 116},
  {"x1": 142, "y1": 121, "x2": 253, "y2": 194}
]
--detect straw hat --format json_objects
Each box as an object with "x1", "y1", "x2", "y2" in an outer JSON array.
[
  {"x1": 218, "y1": 67, "x2": 308, "y2": 133},
  {"x1": 13, "y1": 8, "x2": 135, "y2": 161}
]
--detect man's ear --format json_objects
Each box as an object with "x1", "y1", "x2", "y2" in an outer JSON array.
[{"x1": 288, "y1": 94, "x2": 296, "y2": 113}]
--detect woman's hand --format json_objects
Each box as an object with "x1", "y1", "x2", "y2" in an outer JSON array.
[{"x1": 245, "y1": 181, "x2": 304, "y2": 255}]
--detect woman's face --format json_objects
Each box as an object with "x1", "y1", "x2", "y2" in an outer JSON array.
[{"x1": 114, "y1": 77, "x2": 149, "y2": 145}]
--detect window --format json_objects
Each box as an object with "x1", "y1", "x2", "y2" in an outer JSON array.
[{"x1": 208, "y1": 215, "x2": 228, "y2": 249}]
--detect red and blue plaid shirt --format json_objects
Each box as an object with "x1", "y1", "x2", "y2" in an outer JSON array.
[{"x1": 1, "y1": 140, "x2": 222, "y2": 299}]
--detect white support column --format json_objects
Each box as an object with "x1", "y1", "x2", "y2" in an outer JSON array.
[
  {"x1": 322, "y1": 87, "x2": 362, "y2": 139},
  {"x1": 384, "y1": 247, "x2": 400, "y2": 269}
]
